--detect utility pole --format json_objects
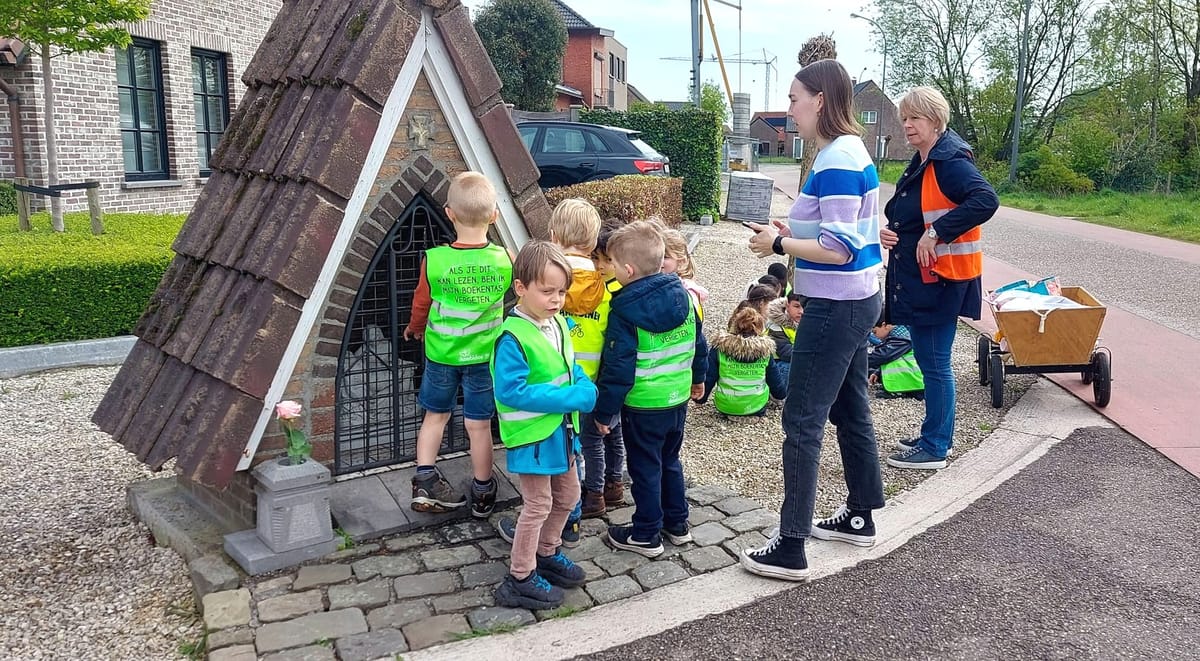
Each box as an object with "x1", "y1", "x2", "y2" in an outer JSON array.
[
  {"x1": 1008, "y1": 0, "x2": 1033, "y2": 184},
  {"x1": 690, "y1": 0, "x2": 702, "y2": 103}
]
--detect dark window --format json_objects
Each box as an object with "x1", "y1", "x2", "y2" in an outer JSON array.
[
  {"x1": 117, "y1": 39, "x2": 169, "y2": 181},
  {"x1": 519, "y1": 125, "x2": 539, "y2": 151},
  {"x1": 543, "y1": 127, "x2": 587, "y2": 153},
  {"x1": 192, "y1": 49, "x2": 230, "y2": 176},
  {"x1": 584, "y1": 131, "x2": 610, "y2": 152}
]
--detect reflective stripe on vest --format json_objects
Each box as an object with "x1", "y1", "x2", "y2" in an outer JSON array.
[
  {"x1": 425, "y1": 245, "x2": 512, "y2": 365},
  {"x1": 713, "y1": 352, "x2": 770, "y2": 415},
  {"x1": 880, "y1": 350, "x2": 925, "y2": 393},
  {"x1": 565, "y1": 280, "x2": 615, "y2": 381},
  {"x1": 491, "y1": 314, "x2": 581, "y2": 448},
  {"x1": 921, "y1": 162, "x2": 983, "y2": 281},
  {"x1": 626, "y1": 303, "x2": 697, "y2": 409}
]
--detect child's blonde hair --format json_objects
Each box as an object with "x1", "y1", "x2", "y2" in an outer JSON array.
[
  {"x1": 446, "y1": 172, "x2": 498, "y2": 227},
  {"x1": 549, "y1": 198, "x2": 601, "y2": 252},
  {"x1": 661, "y1": 229, "x2": 695, "y2": 279},
  {"x1": 606, "y1": 220, "x2": 665, "y2": 278},
  {"x1": 728, "y1": 307, "x2": 766, "y2": 337}
]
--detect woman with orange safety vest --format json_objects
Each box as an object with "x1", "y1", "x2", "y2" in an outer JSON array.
[{"x1": 880, "y1": 86, "x2": 999, "y2": 471}]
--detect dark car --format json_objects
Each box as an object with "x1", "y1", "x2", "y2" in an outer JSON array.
[{"x1": 517, "y1": 121, "x2": 670, "y2": 189}]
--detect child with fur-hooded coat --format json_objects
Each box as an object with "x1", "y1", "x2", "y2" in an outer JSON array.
[{"x1": 699, "y1": 308, "x2": 788, "y2": 416}]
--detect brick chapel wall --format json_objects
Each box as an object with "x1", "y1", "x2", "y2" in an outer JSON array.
[{"x1": 0, "y1": 0, "x2": 280, "y2": 213}]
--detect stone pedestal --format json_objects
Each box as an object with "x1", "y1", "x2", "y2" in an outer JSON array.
[{"x1": 224, "y1": 458, "x2": 338, "y2": 574}]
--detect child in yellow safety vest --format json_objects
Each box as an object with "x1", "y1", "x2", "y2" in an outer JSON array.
[
  {"x1": 402, "y1": 172, "x2": 512, "y2": 517},
  {"x1": 489, "y1": 240, "x2": 596, "y2": 611},
  {"x1": 766, "y1": 292, "x2": 805, "y2": 371},
  {"x1": 699, "y1": 308, "x2": 788, "y2": 416}
]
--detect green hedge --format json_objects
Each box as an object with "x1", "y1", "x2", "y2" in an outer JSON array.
[
  {"x1": 580, "y1": 106, "x2": 722, "y2": 221},
  {"x1": 545, "y1": 175, "x2": 684, "y2": 227},
  {"x1": 0, "y1": 182, "x2": 16, "y2": 215},
  {"x1": 0, "y1": 212, "x2": 184, "y2": 348}
]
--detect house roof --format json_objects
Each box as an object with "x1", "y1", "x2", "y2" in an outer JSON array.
[
  {"x1": 854, "y1": 80, "x2": 871, "y2": 95},
  {"x1": 752, "y1": 112, "x2": 788, "y2": 129},
  {"x1": 549, "y1": 0, "x2": 594, "y2": 30},
  {"x1": 627, "y1": 83, "x2": 650, "y2": 105},
  {"x1": 92, "y1": 0, "x2": 548, "y2": 488},
  {"x1": 0, "y1": 37, "x2": 25, "y2": 65},
  {"x1": 555, "y1": 83, "x2": 584, "y2": 99},
  {"x1": 660, "y1": 100, "x2": 693, "y2": 111}
]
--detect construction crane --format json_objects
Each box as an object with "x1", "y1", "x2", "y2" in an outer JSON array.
[{"x1": 661, "y1": 52, "x2": 779, "y2": 112}]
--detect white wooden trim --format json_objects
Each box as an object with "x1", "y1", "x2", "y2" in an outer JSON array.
[
  {"x1": 421, "y1": 19, "x2": 531, "y2": 252},
  {"x1": 235, "y1": 15, "x2": 429, "y2": 470}
]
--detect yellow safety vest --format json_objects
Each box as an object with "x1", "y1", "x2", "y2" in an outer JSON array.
[
  {"x1": 626, "y1": 303, "x2": 697, "y2": 410},
  {"x1": 491, "y1": 315, "x2": 580, "y2": 448},
  {"x1": 424, "y1": 244, "x2": 511, "y2": 365}
]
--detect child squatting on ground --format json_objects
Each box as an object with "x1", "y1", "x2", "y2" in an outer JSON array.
[
  {"x1": 594, "y1": 220, "x2": 709, "y2": 557},
  {"x1": 403, "y1": 172, "x2": 512, "y2": 518},
  {"x1": 491, "y1": 240, "x2": 596, "y2": 610}
]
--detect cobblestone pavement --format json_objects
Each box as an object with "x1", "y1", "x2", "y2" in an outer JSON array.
[{"x1": 203, "y1": 484, "x2": 777, "y2": 659}]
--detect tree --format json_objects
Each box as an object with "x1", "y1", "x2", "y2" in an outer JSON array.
[
  {"x1": 474, "y1": 0, "x2": 567, "y2": 112},
  {"x1": 699, "y1": 81, "x2": 729, "y2": 126},
  {"x1": 0, "y1": 0, "x2": 150, "y2": 232}
]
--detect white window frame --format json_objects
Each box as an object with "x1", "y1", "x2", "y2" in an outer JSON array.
[
  {"x1": 792, "y1": 136, "x2": 805, "y2": 159},
  {"x1": 861, "y1": 110, "x2": 878, "y2": 125}
]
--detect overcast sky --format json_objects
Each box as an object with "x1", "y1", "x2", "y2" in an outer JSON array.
[{"x1": 461, "y1": 0, "x2": 886, "y2": 114}]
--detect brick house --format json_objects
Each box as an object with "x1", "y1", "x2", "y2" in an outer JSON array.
[
  {"x1": 751, "y1": 82, "x2": 917, "y2": 162},
  {"x1": 550, "y1": 0, "x2": 628, "y2": 111},
  {"x1": 0, "y1": 0, "x2": 281, "y2": 214}
]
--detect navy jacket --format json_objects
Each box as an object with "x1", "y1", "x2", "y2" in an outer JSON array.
[
  {"x1": 883, "y1": 129, "x2": 999, "y2": 326},
  {"x1": 594, "y1": 272, "x2": 708, "y2": 419}
]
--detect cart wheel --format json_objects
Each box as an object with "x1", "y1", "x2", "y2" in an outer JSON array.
[
  {"x1": 1081, "y1": 360, "x2": 1093, "y2": 385},
  {"x1": 1091, "y1": 351, "x2": 1111, "y2": 408},
  {"x1": 989, "y1": 353, "x2": 1005, "y2": 408},
  {"x1": 977, "y1": 335, "x2": 991, "y2": 385}
]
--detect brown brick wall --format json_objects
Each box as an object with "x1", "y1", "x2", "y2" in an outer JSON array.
[
  {"x1": 177, "y1": 470, "x2": 256, "y2": 533},
  {"x1": 853, "y1": 84, "x2": 916, "y2": 162},
  {"x1": 0, "y1": 0, "x2": 280, "y2": 213}
]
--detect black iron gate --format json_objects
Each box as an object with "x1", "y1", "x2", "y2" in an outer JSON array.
[{"x1": 334, "y1": 191, "x2": 470, "y2": 474}]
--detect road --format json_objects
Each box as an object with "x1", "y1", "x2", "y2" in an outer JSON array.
[
  {"x1": 584, "y1": 426, "x2": 1200, "y2": 660},
  {"x1": 760, "y1": 164, "x2": 1200, "y2": 478}
]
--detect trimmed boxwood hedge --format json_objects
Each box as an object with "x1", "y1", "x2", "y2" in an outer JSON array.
[
  {"x1": 580, "y1": 106, "x2": 723, "y2": 221},
  {"x1": 0, "y1": 212, "x2": 184, "y2": 348},
  {"x1": 545, "y1": 175, "x2": 684, "y2": 227}
]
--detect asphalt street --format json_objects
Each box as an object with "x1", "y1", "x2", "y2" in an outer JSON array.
[{"x1": 583, "y1": 427, "x2": 1200, "y2": 660}]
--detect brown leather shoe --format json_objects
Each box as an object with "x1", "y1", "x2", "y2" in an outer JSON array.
[
  {"x1": 603, "y1": 479, "x2": 624, "y2": 506},
  {"x1": 581, "y1": 490, "x2": 606, "y2": 518}
]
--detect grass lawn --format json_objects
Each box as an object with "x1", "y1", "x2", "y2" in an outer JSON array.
[
  {"x1": 1, "y1": 211, "x2": 185, "y2": 268},
  {"x1": 998, "y1": 190, "x2": 1200, "y2": 244}
]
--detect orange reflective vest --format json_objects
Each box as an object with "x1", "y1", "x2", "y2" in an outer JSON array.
[{"x1": 922, "y1": 163, "x2": 983, "y2": 281}]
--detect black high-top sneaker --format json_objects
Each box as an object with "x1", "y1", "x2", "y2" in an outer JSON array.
[
  {"x1": 740, "y1": 532, "x2": 809, "y2": 581},
  {"x1": 811, "y1": 503, "x2": 876, "y2": 547}
]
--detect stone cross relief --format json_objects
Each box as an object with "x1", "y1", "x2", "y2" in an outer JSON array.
[{"x1": 408, "y1": 112, "x2": 434, "y2": 150}]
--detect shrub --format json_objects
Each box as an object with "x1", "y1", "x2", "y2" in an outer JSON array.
[
  {"x1": 580, "y1": 106, "x2": 722, "y2": 221},
  {"x1": 1017, "y1": 145, "x2": 1094, "y2": 195},
  {"x1": 0, "y1": 212, "x2": 183, "y2": 347},
  {"x1": 0, "y1": 181, "x2": 16, "y2": 215},
  {"x1": 545, "y1": 175, "x2": 684, "y2": 227}
]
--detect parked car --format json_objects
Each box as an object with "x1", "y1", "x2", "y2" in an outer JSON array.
[{"x1": 517, "y1": 121, "x2": 670, "y2": 189}]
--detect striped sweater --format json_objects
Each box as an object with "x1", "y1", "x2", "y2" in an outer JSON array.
[{"x1": 787, "y1": 135, "x2": 882, "y2": 301}]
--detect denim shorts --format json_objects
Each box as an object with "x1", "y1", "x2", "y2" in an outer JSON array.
[{"x1": 417, "y1": 359, "x2": 495, "y2": 420}]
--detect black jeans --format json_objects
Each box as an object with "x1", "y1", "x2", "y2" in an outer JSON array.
[{"x1": 779, "y1": 294, "x2": 885, "y2": 538}]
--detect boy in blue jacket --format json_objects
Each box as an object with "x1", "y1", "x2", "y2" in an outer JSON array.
[
  {"x1": 491, "y1": 240, "x2": 596, "y2": 610},
  {"x1": 595, "y1": 221, "x2": 708, "y2": 557}
]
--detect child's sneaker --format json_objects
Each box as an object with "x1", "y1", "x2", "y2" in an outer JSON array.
[
  {"x1": 581, "y1": 490, "x2": 606, "y2": 518},
  {"x1": 603, "y1": 478, "x2": 625, "y2": 506},
  {"x1": 495, "y1": 572, "x2": 563, "y2": 610},
  {"x1": 810, "y1": 504, "x2": 875, "y2": 547},
  {"x1": 740, "y1": 533, "x2": 809, "y2": 581},
  {"x1": 496, "y1": 516, "x2": 517, "y2": 544},
  {"x1": 886, "y1": 446, "x2": 948, "y2": 470},
  {"x1": 536, "y1": 550, "x2": 586, "y2": 588},
  {"x1": 606, "y1": 525, "x2": 664, "y2": 558},
  {"x1": 411, "y1": 468, "x2": 466, "y2": 513},
  {"x1": 663, "y1": 522, "x2": 692, "y2": 545},
  {"x1": 561, "y1": 518, "x2": 582, "y2": 548},
  {"x1": 470, "y1": 478, "x2": 498, "y2": 519}
]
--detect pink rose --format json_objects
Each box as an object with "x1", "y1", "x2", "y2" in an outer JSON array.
[{"x1": 275, "y1": 400, "x2": 303, "y2": 420}]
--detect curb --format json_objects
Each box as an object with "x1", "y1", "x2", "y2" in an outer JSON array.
[
  {"x1": 403, "y1": 380, "x2": 1112, "y2": 660},
  {"x1": 0, "y1": 335, "x2": 135, "y2": 379}
]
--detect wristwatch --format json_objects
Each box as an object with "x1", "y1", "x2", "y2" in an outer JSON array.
[
  {"x1": 926, "y1": 227, "x2": 938, "y2": 240},
  {"x1": 772, "y1": 234, "x2": 786, "y2": 255}
]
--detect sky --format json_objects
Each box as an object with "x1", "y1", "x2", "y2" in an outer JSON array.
[{"x1": 461, "y1": 0, "x2": 886, "y2": 114}]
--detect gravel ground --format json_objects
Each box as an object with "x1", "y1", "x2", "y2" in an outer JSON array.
[
  {"x1": 0, "y1": 366, "x2": 201, "y2": 660},
  {"x1": 681, "y1": 219, "x2": 1035, "y2": 516}
]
